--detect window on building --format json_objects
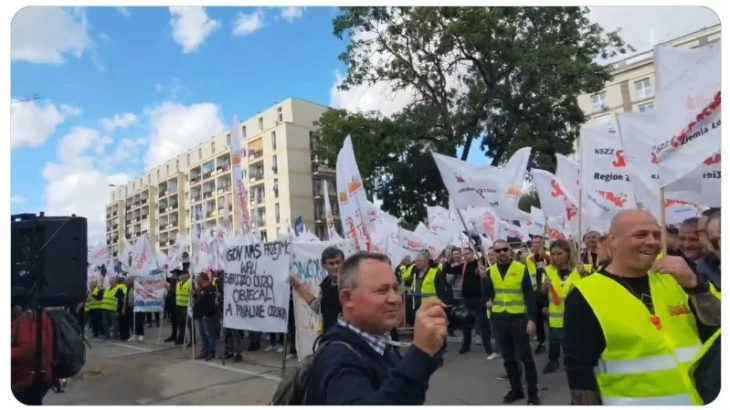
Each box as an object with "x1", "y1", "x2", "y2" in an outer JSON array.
[
  {"x1": 277, "y1": 107, "x2": 283, "y2": 122},
  {"x1": 242, "y1": 125, "x2": 247, "y2": 138},
  {"x1": 275, "y1": 203, "x2": 280, "y2": 223},
  {"x1": 635, "y1": 78, "x2": 652, "y2": 99},
  {"x1": 271, "y1": 131, "x2": 277, "y2": 150},
  {"x1": 591, "y1": 92, "x2": 608, "y2": 113},
  {"x1": 272, "y1": 155, "x2": 278, "y2": 174},
  {"x1": 638, "y1": 102, "x2": 655, "y2": 113},
  {"x1": 211, "y1": 141, "x2": 215, "y2": 153},
  {"x1": 273, "y1": 178, "x2": 279, "y2": 198},
  {"x1": 261, "y1": 231, "x2": 268, "y2": 242},
  {"x1": 198, "y1": 148, "x2": 202, "y2": 160},
  {"x1": 258, "y1": 116, "x2": 264, "y2": 131}
]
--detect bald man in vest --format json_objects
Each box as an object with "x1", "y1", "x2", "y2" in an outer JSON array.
[{"x1": 564, "y1": 209, "x2": 720, "y2": 405}]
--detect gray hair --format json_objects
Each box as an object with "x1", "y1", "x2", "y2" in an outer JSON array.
[{"x1": 338, "y1": 251, "x2": 391, "y2": 290}]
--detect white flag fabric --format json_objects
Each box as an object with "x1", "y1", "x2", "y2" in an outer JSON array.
[
  {"x1": 665, "y1": 198, "x2": 700, "y2": 226},
  {"x1": 531, "y1": 169, "x2": 579, "y2": 235},
  {"x1": 432, "y1": 148, "x2": 531, "y2": 217},
  {"x1": 230, "y1": 115, "x2": 252, "y2": 235},
  {"x1": 336, "y1": 136, "x2": 371, "y2": 251},
  {"x1": 414, "y1": 222, "x2": 452, "y2": 258},
  {"x1": 462, "y1": 206, "x2": 501, "y2": 243},
  {"x1": 528, "y1": 206, "x2": 546, "y2": 237},
  {"x1": 132, "y1": 234, "x2": 158, "y2": 276},
  {"x1": 322, "y1": 179, "x2": 341, "y2": 240},
  {"x1": 653, "y1": 41, "x2": 722, "y2": 186},
  {"x1": 498, "y1": 220, "x2": 530, "y2": 243},
  {"x1": 555, "y1": 153, "x2": 580, "y2": 201},
  {"x1": 427, "y1": 205, "x2": 462, "y2": 245}
]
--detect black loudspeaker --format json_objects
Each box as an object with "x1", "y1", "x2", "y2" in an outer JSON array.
[{"x1": 11, "y1": 213, "x2": 88, "y2": 307}]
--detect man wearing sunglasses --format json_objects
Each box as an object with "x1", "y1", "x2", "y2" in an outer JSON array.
[{"x1": 484, "y1": 239, "x2": 539, "y2": 405}]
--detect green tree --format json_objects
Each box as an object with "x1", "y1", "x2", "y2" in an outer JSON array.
[{"x1": 319, "y1": 7, "x2": 629, "y2": 223}]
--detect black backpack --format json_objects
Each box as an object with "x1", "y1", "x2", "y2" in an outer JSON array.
[
  {"x1": 47, "y1": 309, "x2": 87, "y2": 378},
  {"x1": 270, "y1": 339, "x2": 363, "y2": 405}
]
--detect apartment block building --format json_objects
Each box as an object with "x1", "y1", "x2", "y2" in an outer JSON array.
[
  {"x1": 576, "y1": 24, "x2": 720, "y2": 134},
  {"x1": 105, "y1": 97, "x2": 341, "y2": 257}
]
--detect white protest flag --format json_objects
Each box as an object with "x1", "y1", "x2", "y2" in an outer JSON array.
[
  {"x1": 89, "y1": 244, "x2": 109, "y2": 267},
  {"x1": 336, "y1": 136, "x2": 371, "y2": 251},
  {"x1": 545, "y1": 216, "x2": 568, "y2": 241},
  {"x1": 663, "y1": 198, "x2": 700, "y2": 225},
  {"x1": 414, "y1": 222, "x2": 452, "y2": 258},
  {"x1": 618, "y1": 113, "x2": 720, "y2": 222},
  {"x1": 579, "y1": 126, "x2": 637, "y2": 233},
  {"x1": 322, "y1": 179, "x2": 342, "y2": 240},
  {"x1": 156, "y1": 251, "x2": 169, "y2": 269},
  {"x1": 290, "y1": 239, "x2": 356, "y2": 360},
  {"x1": 223, "y1": 239, "x2": 291, "y2": 332},
  {"x1": 462, "y1": 206, "x2": 501, "y2": 243},
  {"x1": 653, "y1": 41, "x2": 721, "y2": 187},
  {"x1": 498, "y1": 219, "x2": 530, "y2": 243},
  {"x1": 230, "y1": 115, "x2": 252, "y2": 234},
  {"x1": 555, "y1": 153, "x2": 580, "y2": 201},
  {"x1": 427, "y1": 205, "x2": 462, "y2": 245},
  {"x1": 167, "y1": 232, "x2": 188, "y2": 271},
  {"x1": 132, "y1": 234, "x2": 158, "y2": 276},
  {"x1": 531, "y1": 169, "x2": 579, "y2": 235},
  {"x1": 528, "y1": 206, "x2": 546, "y2": 237},
  {"x1": 432, "y1": 148, "x2": 531, "y2": 217}
]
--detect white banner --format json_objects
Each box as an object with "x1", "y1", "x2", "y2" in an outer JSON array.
[
  {"x1": 462, "y1": 206, "x2": 500, "y2": 243},
  {"x1": 131, "y1": 234, "x2": 158, "y2": 276},
  {"x1": 289, "y1": 240, "x2": 356, "y2": 361},
  {"x1": 336, "y1": 136, "x2": 371, "y2": 251},
  {"x1": 414, "y1": 222, "x2": 452, "y2": 258},
  {"x1": 653, "y1": 41, "x2": 721, "y2": 186},
  {"x1": 133, "y1": 270, "x2": 166, "y2": 312},
  {"x1": 223, "y1": 240, "x2": 291, "y2": 332},
  {"x1": 665, "y1": 198, "x2": 700, "y2": 226},
  {"x1": 528, "y1": 206, "x2": 546, "y2": 237}
]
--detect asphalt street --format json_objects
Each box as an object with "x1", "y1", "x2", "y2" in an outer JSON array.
[{"x1": 44, "y1": 323, "x2": 570, "y2": 405}]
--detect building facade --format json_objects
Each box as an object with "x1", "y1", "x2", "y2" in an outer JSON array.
[
  {"x1": 106, "y1": 97, "x2": 341, "y2": 257},
  {"x1": 577, "y1": 24, "x2": 720, "y2": 132}
]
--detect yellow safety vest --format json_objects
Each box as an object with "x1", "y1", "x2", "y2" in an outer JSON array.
[
  {"x1": 489, "y1": 261, "x2": 527, "y2": 314},
  {"x1": 544, "y1": 266, "x2": 583, "y2": 329},
  {"x1": 525, "y1": 251, "x2": 550, "y2": 289},
  {"x1": 687, "y1": 328, "x2": 720, "y2": 404},
  {"x1": 86, "y1": 288, "x2": 102, "y2": 311},
  {"x1": 575, "y1": 272, "x2": 703, "y2": 405},
  {"x1": 176, "y1": 278, "x2": 191, "y2": 307},
  {"x1": 413, "y1": 265, "x2": 441, "y2": 300},
  {"x1": 401, "y1": 264, "x2": 415, "y2": 286},
  {"x1": 101, "y1": 285, "x2": 123, "y2": 311}
]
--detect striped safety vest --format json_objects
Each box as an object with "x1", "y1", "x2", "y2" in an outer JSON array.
[
  {"x1": 101, "y1": 284, "x2": 124, "y2": 311},
  {"x1": 525, "y1": 251, "x2": 550, "y2": 289},
  {"x1": 489, "y1": 261, "x2": 527, "y2": 314},
  {"x1": 544, "y1": 265, "x2": 586, "y2": 328},
  {"x1": 575, "y1": 272, "x2": 703, "y2": 405}
]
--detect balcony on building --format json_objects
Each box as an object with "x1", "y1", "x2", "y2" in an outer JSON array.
[
  {"x1": 249, "y1": 164, "x2": 264, "y2": 184},
  {"x1": 202, "y1": 160, "x2": 215, "y2": 181},
  {"x1": 216, "y1": 176, "x2": 231, "y2": 196},
  {"x1": 203, "y1": 180, "x2": 215, "y2": 200},
  {"x1": 216, "y1": 154, "x2": 231, "y2": 174},
  {"x1": 169, "y1": 214, "x2": 178, "y2": 227},
  {"x1": 126, "y1": 198, "x2": 133, "y2": 210},
  {"x1": 159, "y1": 198, "x2": 168, "y2": 214},
  {"x1": 133, "y1": 194, "x2": 141, "y2": 207},
  {"x1": 158, "y1": 181, "x2": 167, "y2": 198},
  {"x1": 167, "y1": 177, "x2": 178, "y2": 196},
  {"x1": 112, "y1": 205, "x2": 118, "y2": 216},
  {"x1": 190, "y1": 166, "x2": 202, "y2": 185},
  {"x1": 159, "y1": 232, "x2": 169, "y2": 247},
  {"x1": 169, "y1": 230, "x2": 178, "y2": 245},
  {"x1": 191, "y1": 186, "x2": 202, "y2": 203},
  {"x1": 159, "y1": 214, "x2": 169, "y2": 232},
  {"x1": 169, "y1": 194, "x2": 179, "y2": 210}
]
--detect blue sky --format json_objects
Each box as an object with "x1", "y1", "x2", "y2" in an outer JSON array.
[{"x1": 9, "y1": 6, "x2": 720, "y2": 244}]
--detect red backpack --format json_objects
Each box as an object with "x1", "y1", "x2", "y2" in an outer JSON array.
[{"x1": 11, "y1": 311, "x2": 55, "y2": 390}]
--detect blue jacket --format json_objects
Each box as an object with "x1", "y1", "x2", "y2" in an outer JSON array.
[{"x1": 304, "y1": 324, "x2": 438, "y2": 405}]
